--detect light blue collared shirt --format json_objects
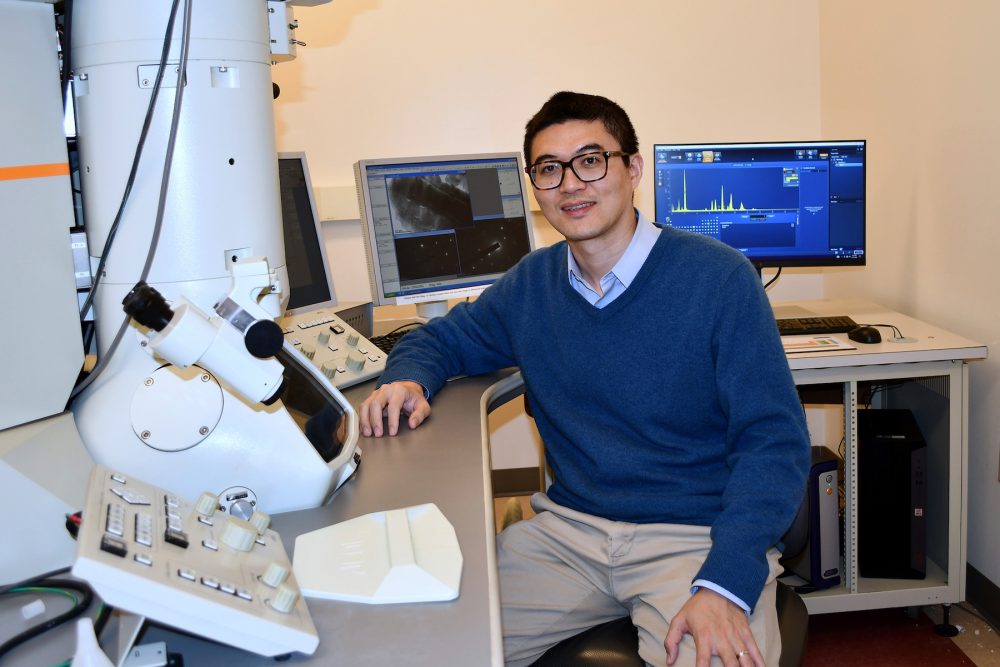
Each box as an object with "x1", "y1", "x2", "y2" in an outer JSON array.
[
  {"x1": 567, "y1": 210, "x2": 660, "y2": 307},
  {"x1": 566, "y1": 210, "x2": 751, "y2": 614}
]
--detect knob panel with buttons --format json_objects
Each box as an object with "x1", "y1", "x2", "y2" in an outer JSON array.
[
  {"x1": 72, "y1": 466, "x2": 319, "y2": 657},
  {"x1": 278, "y1": 307, "x2": 386, "y2": 389}
]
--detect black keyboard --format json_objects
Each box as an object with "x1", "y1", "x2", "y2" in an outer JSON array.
[
  {"x1": 776, "y1": 315, "x2": 858, "y2": 336},
  {"x1": 369, "y1": 327, "x2": 419, "y2": 354}
]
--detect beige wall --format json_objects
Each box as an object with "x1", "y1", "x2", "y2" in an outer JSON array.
[
  {"x1": 274, "y1": 0, "x2": 825, "y2": 305},
  {"x1": 819, "y1": 1, "x2": 1000, "y2": 586}
]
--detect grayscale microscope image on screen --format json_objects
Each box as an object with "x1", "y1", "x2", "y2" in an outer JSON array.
[{"x1": 356, "y1": 153, "x2": 536, "y2": 318}]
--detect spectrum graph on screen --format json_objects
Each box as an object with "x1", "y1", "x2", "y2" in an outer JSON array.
[{"x1": 653, "y1": 141, "x2": 866, "y2": 268}]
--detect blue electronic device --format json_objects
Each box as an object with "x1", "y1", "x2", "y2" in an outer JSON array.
[{"x1": 653, "y1": 140, "x2": 866, "y2": 271}]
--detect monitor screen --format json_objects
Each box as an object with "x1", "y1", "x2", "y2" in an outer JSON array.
[
  {"x1": 278, "y1": 152, "x2": 337, "y2": 315},
  {"x1": 653, "y1": 140, "x2": 866, "y2": 269},
  {"x1": 354, "y1": 153, "x2": 535, "y2": 318}
]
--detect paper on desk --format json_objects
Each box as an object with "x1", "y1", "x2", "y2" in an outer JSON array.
[{"x1": 782, "y1": 335, "x2": 857, "y2": 354}]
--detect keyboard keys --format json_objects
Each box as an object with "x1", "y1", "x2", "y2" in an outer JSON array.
[{"x1": 776, "y1": 315, "x2": 858, "y2": 336}]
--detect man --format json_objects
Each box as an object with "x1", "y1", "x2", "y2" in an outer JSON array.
[{"x1": 359, "y1": 91, "x2": 809, "y2": 667}]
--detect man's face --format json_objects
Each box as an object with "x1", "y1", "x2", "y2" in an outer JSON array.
[{"x1": 528, "y1": 119, "x2": 643, "y2": 248}]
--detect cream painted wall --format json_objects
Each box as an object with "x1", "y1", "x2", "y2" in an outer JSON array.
[
  {"x1": 275, "y1": 0, "x2": 827, "y2": 306},
  {"x1": 819, "y1": 2, "x2": 1000, "y2": 587},
  {"x1": 274, "y1": 1, "x2": 829, "y2": 470}
]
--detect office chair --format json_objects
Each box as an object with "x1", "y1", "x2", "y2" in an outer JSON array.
[{"x1": 484, "y1": 374, "x2": 809, "y2": 667}]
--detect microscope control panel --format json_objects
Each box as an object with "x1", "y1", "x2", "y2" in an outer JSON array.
[
  {"x1": 279, "y1": 307, "x2": 387, "y2": 390},
  {"x1": 72, "y1": 466, "x2": 319, "y2": 657}
]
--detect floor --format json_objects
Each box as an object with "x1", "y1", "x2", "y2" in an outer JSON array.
[{"x1": 492, "y1": 496, "x2": 1000, "y2": 665}]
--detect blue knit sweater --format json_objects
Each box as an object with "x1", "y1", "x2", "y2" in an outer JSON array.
[{"x1": 378, "y1": 226, "x2": 810, "y2": 610}]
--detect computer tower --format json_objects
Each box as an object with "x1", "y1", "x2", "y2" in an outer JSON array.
[
  {"x1": 857, "y1": 409, "x2": 927, "y2": 579},
  {"x1": 781, "y1": 447, "x2": 841, "y2": 590}
]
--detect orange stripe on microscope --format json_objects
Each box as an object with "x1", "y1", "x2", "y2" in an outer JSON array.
[{"x1": 0, "y1": 162, "x2": 71, "y2": 181}]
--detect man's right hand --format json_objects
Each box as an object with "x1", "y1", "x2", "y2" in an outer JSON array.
[{"x1": 358, "y1": 381, "x2": 431, "y2": 437}]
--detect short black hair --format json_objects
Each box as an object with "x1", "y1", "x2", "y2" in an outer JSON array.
[{"x1": 523, "y1": 91, "x2": 639, "y2": 165}]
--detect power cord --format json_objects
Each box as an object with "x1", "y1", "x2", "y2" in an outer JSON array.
[
  {"x1": 763, "y1": 266, "x2": 782, "y2": 290},
  {"x1": 70, "y1": 0, "x2": 193, "y2": 402},
  {"x1": 0, "y1": 570, "x2": 96, "y2": 661}
]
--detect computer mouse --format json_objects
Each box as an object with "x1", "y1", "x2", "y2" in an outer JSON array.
[{"x1": 848, "y1": 326, "x2": 882, "y2": 344}]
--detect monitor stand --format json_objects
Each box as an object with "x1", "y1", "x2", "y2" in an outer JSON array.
[
  {"x1": 416, "y1": 300, "x2": 449, "y2": 321},
  {"x1": 772, "y1": 304, "x2": 819, "y2": 320}
]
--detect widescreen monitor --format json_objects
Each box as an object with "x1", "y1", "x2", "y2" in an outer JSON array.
[
  {"x1": 278, "y1": 152, "x2": 338, "y2": 315},
  {"x1": 653, "y1": 140, "x2": 866, "y2": 271},
  {"x1": 354, "y1": 152, "x2": 535, "y2": 319}
]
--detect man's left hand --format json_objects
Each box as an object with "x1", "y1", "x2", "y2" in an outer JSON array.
[{"x1": 664, "y1": 588, "x2": 764, "y2": 667}]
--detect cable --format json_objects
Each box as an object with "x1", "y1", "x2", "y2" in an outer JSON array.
[
  {"x1": 0, "y1": 579, "x2": 94, "y2": 660},
  {"x1": 1, "y1": 567, "x2": 71, "y2": 594},
  {"x1": 76, "y1": 0, "x2": 182, "y2": 324},
  {"x1": 763, "y1": 266, "x2": 782, "y2": 290},
  {"x1": 58, "y1": 0, "x2": 73, "y2": 109},
  {"x1": 953, "y1": 602, "x2": 999, "y2": 632},
  {"x1": 69, "y1": 0, "x2": 192, "y2": 402},
  {"x1": 378, "y1": 321, "x2": 424, "y2": 337},
  {"x1": 857, "y1": 322, "x2": 906, "y2": 341}
]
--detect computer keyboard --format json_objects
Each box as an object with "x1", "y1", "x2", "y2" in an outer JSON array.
[
  {"x1": 370, "y1": 325, "x2": 422, "y2": 355},
  {"x1": 72, "y1": 465, "x2": 319, "y2": 657},
  {"x1": 776, "y1": 315, "x2": 859, "y2": 336}
]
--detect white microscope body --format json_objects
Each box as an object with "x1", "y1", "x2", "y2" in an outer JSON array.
[{"x1": 69, "y1": 0, "x2": 356, "y2": 515}]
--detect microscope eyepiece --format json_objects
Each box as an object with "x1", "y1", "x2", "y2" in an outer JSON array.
[{"x1": 122, "y1": 281, "x2": 174, "y2": 331}]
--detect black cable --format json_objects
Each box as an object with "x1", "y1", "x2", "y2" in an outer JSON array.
[
  {"x1": 59, "y1": 0, "x2": 73, "y2": 109},
  {"x1": 378, "y1": 321, "x2": 424, "y2": 337},
  {"x1": 856, "y1": 322, "x2": 906, "y2": 340},
  {"x1": 70, "y1": 0, "x2": 190, "y2": 402},
  {"x1": 0, "y1": 579, "x2": 94, "y2": 660},
  {"x1": 92, "y1": 601, "x2": 112, "y2": 638},
  {"x1": 763, "y1": 266, "x2": 782, "y2": 290},
  {"x1": 953, "y1": 602, "x2": 999, "y2": 632},
  {"x1": 1, "y1": 567, "x2": 71, "y2": 594},
  {"x1": 76, "y1": 0, "x2": 182, "y2": 325}
]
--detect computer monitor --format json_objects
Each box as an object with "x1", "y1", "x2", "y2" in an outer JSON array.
[
  {"x1": 277, "y1": 152, "x2": 338, "y2": 315},
  {"x1": 354, "y1": 152, "x2": 535, "y2": 319},
  {"x1": 653, "y1": 140, "x2": 866, "y2": 271}
]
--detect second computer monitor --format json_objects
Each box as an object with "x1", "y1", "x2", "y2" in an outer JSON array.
[
  {"x1": 355, "y1": 153, "x2": 535, "y2": 319},
  {"x1": 653, "y1": 140, "x2": 866, "y2": 270}
]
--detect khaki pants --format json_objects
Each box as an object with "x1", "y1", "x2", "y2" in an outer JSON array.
[{"x1": 497, "y1": 493, "x2": 783, "y2": 667}]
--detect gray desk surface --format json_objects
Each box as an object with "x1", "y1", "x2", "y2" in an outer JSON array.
[
  {"x1": 773, "y1": 299, "x2": 987, "y2": 369},
  {"x1": 1, "y1": 371, "x2": 509, "y2": 666},
  {"x1": 4, "y1": 301, "x2": 986, "y2": 665}
]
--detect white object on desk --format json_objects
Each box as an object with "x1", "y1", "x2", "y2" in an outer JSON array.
[
  {"x1": 72, "y1": 466, "x2": 319, "y2": 658},
  {"x1": 294, "y1": 503, "x2": 463, "y2": 604},
  {"x1": 782, "y1": 335, "x2": 856, "y2": 354}
]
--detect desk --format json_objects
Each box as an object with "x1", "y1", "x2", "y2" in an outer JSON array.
[
  {"x1": 774, "y1": 299, "x2": 987, "y2": 613},
  {"x1": 2, "y1": 301, "x2": 985, "y2": 663},
  {"x1": 1, "y1": 372, "x2": 510, "y2": 667}
]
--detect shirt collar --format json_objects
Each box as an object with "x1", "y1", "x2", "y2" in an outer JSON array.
[{"x1": 566, "y1": 209, "x2": 660, "y2": 289}]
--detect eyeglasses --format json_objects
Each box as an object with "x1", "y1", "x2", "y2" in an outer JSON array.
[{"x1": 525, "y1": 151, "x2": 629, "y2": 190}]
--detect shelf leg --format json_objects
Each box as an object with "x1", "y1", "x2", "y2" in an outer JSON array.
[{"x1": 933, "y1": 603, "x2": 960, "y2": 637}]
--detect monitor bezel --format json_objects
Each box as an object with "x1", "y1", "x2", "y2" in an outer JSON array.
[
  {"x1": 652, "y1": 139, "x2": 867, "y2": 270},
  {"x1": 277, "y1": 151, "x2": 339, "y2": 317},
  {"x1": 354, "y1": 151, "x2": 536, "y2": 309}
]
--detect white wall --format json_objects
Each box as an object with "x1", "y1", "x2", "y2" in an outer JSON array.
[
  {"x1": 275, "y1": 0, "x2": 827, "y2": 305},
  {"x1": 819, "y1": 2, "x2": 1000, "y2": 586}
]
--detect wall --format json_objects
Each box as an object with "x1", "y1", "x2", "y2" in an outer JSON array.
[
  {"x1": 275, "y1": 0, "x2": 826, "y2": 304},
  {"x1": 819, "y1": 2, "x2": 1000, "y2": 587},
  {"x1": 273, "y1": 0, "x2": 829, "y2": 470}
]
